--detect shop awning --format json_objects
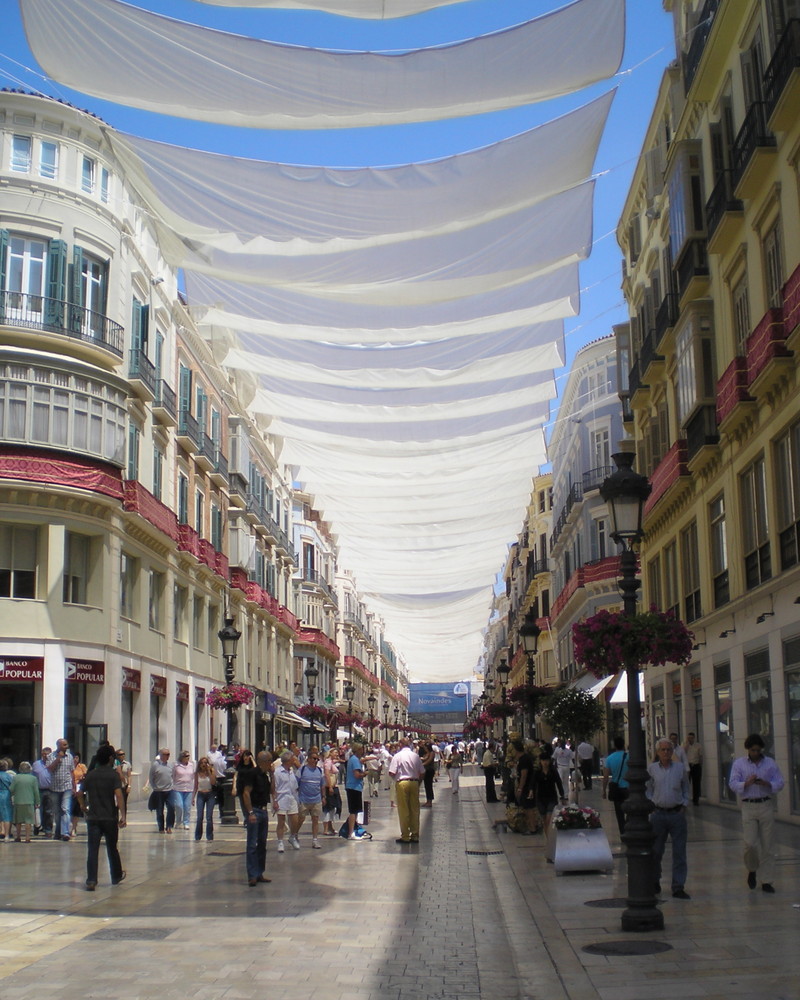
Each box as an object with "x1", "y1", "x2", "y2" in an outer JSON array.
[
  {"x1": 276, "y1": 710, "x2": 311, "y2": 728},
  {"x1": 609, "y1": 673, "x2": 645, "y2": 705}
]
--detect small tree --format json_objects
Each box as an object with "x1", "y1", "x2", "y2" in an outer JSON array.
[{"x1": 542, "y1": 688, "x2": 606, "y2": 744}]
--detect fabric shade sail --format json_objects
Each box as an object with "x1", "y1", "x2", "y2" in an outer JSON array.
[
  {"x1": 22, "y1": 0, "x2": 625, "y2": 128},
  {"x1": 191, "y1": 0, "x2": 473, "y2": 18}
]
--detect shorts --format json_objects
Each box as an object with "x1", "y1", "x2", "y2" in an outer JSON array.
[
  {"x1": 298, "y1": 801, "x2": 322, "y2": 818},
  {"x1": 346, "y1": 789, "x2": 363, "y2": 815},
  {"x1": 275, "y1": 795, "x2": 299, "y2": 815}
]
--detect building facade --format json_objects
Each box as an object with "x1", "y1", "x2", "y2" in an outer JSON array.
[{"x1": 618, "y1": 0, "x2": 800, "y2": 818}]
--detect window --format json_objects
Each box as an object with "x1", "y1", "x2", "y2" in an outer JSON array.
[
  {"x1": 783, "y1": 633, "x2": 800, "y2": 812},
  {"x1": 715, "y1": 662, "x2": 737, "y2": 802},
  {"x1": 39, "y1": 141, "x2": 58, "y2": 179},
  {"x1": 173, "y1": 584, "x2": 188, "y2": 641},
  {"x1": 667, "y1": 143, "x2": 705, "y2": 260},
  {"x1": 763, "y1": 220, "x2": 784, "y2": 310},
  {"x1": 193, "y1": 596, "x2": 204, "y2": 649},
  {"x1": 675, "y1": 310, "x2": 715, "y2": 426},
  {"x1": 6, "y1": 237, "x2": 46, "y2": 316},
  {"x1": 775, "y1": 422, "x2": 800, "y2": 570},
  {"x1": 81, "y1": 156, "x2": 95, "y2": 194},
  {"x1": 195, "y1": 489, "x2": 204, "y2": 535},
  {"x1": 80, "y1": 252, "x2": 107, "y2": 333},
  {"x1": 680, "y1": 521, "x2": 701, "y2": 622},
  {"x1": 11, "y1": 135, "x2": 32, "y2": 172},
  {"x1": 745, "y1": 649, "x2": 774, "y2": 756},
  {"x1": 178, "y1": 474, "x2": 189, "y2": 525},
  {"x1": 731, "y1": 272, "x2": 751, "y2": 356},
  {"x1": 590, "y1": 517, "x2": 608, "y2": 562},
  {"x1": 663, "y1": 541, "x2": 679, "y2": 617},
  {"x1": 741, "y1": 457, "x2": 771, "y2": 589},
  {"x1": 100, "y1": 167, "x2": 110, "y2": 204},
  {"x1": 590, "y1": 428, "x2": 610, "y2": 470},
  {"x1": 0, "y1": 525, "x2": 37, "y2": 599},
  {"x1": 647, "y1": 554, "x2": 662, "y2": 610},
  {"x1": 148, "y1": 570, "x2": 164, "y2": 631},
  {"x1": 153, "y1": 447, "x2": 163, "y2": 502},
  {"x1": 127, "y1": 422, "x2": 140, "y2": 481},
  {"x1": 63, "y1": 532, "x2": 89, "y2": 605},
  {"x1": 211, "y1": 503, "x2": 223, "y2": 551},
  {"x1": 120, "y1": 552, "x2": 138, "y2": 619},
  {"x1": 709, "y1": 495, "x2": 729, "y2": 607},
  {"x1": 208, "y1": 602, "x2": 220, "y2": 653}
]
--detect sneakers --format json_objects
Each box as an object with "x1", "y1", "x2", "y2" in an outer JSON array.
[
  {"x1": 276, "y1": 841, "x2": 285, "y2": 853},
  {"x1": 312, "y1": 839, "x2": 321, "y2": 849},
  {"x1": 289, "y1": 835, "x2": 301, "y2": 850}
]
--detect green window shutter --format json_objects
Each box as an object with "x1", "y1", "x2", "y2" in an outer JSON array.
[
  {"x1": 131, "y1": 299, "x2": 142, "y2": 352},
  {"x1": 45, "y1": 239, "x2": 67, "y2": 327},
  {"x1": 0, "y1": 229, "x2": 8, "y2": 319},
  {"x1": 179, "y1": 364, "x2": 192, "y2": 413},
  {"x1": 69, "y1": 245, "x2": 84, "y2": 332}
]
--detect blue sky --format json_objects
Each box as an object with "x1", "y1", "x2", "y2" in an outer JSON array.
[{"x1": 2, "y1": 0, "x2": 675, "y2": 440}]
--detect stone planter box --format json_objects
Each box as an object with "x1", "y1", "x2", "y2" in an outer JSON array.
[{"x1": 547, "y1": 827, "x2": 613, "y2": 874}]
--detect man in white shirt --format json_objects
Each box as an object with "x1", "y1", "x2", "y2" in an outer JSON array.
[
  {"x1": 576, "y1": 740, "x2": 595, "y2": 790},
  {"x1": 208, "y1": 743, "x2": 228, "y2": 821},
  {"x1": 388, "y1": 738, "x2": 425, "y2": 844}
]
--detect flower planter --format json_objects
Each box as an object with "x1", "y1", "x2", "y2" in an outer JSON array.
[{"x1": 547, "y1": 827, "x2": 613, "y2": 874}]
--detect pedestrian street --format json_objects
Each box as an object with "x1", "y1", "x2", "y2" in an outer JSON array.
[{"x1": 0, "y1": 767, "x2": 798, "y2": 1000}]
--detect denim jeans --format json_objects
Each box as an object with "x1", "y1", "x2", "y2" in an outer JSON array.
[
  {"x1": 86, "y1": 820, "x2": 123, "y2": 884},
  {"x1": 651, "y1": 808, "x2": 688, "y2": 890},
  {"x1": 195, "y1": 791, "x2": 215, "y2": 840},
  {"x1": 245, "y1": 807, "x2": 268, "y2": 879},
  {"x1": 172, "y1": 790, "x2": 192, "y2": 827},
  {"x1": 51, "y1": 789, "x2": 73, "y2": 838},
  {"x1": 153, "y1": 790, "x2": 175, "y2": 831}
]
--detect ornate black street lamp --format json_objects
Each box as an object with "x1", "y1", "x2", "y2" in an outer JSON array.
[
  {"x1": 484, "y1": 681, "x2": 494, "y2": 740},
  {"x1": 368, "y1": 692, "x2": 377, "y2": 744},
  {"x1": 519, "y1": 610, "x2": 541, "y2": 740},
  {"x1": 344, "y1": 680, "x2": 356, "y2": 741},
  {"x1": 382, "y1": 700, "x2": 390, "y2": 742},
  {"x1": 217, "y1": 615, "x2": 241, "y2": 825},
  {"x1": 497, "y1": 658, "x2": 510, "y2": 745},
  {"x1": 600, "y1": 449, "x2": 661, "y2": 932},
  {"x1": 304, "y1": 661, "x2": 319, "y2": 747}
]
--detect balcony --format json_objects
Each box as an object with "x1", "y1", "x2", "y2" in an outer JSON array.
[
  {"x1": 746, "y1": 306, "x2": 791, "y2": 400},
  {"x1": 582, "y1": 465, "x2": 613, "y2": 494},
  {"x1": 675, "y1": 238, "x2": 709, "y2": 306},
  {"x1": 228, "y1": 471, "x2": 248, "y2": 508},
  {"x1": 731, "y1": 102, "x2": 776, "y2": 199},
  {"x1": 551, "y1": 556, "x2": 620, "y2": 621},
  {"x1": 685, "y1": 404, "x2": 719, "y2": 465},
  {"x1": 298, "y1": 567, "x2": 338, "y2": 608},
  {"x1": 195, "y1": 432, "x2": 216, "y2": 473},
  {"x1": 176, "y1": 410, "x2": 201, "y2": 453},
  {"x1": 525, "y1": 556, "x2": 548, "y2": 584},
  {"x1": 122, "y1": 481, "x2": 179, "y2": 543},
  {"x1": 705, "y1": 169, "x2": 743, "y2": 253},
  {"x1": 177, "y1": 523, "x2": 202, "y2": 560},
  {"x1": 640, "y1": 324, "x2": 664, "y2": 382},
  {"x1": 782, "y1": 261, "x2": 800, "y2": 344},
  {"x1": 0, "y1": 290, "x2": 124, "y2": 361},
  {"x1": 765, "y1": 19, "x2": 800, "y2": 131},
  {"x1": 209, "y1": 448, "x2": 229, "y2": 486},
  {"x1": 627, "y1": 356, "x2": 648, "y2": 406},
  {"x1": 643, "y1": 440, "x2": 690, "y2": 518},
  {"x1": 152, "y1": 379, "x2": 177, "y2": 426},
  {"x1": 655, "y1": 293, "x2": 678, "y2": 352},
  {"x1": 681, "y1": 0, "x2": 721, "y2": 93},
  {"x1": 127, "y1": 349, "x2": 157, "y2": 400},
  {"x1": 716, "y1": 356, "x2": 755, "y2": 434}
]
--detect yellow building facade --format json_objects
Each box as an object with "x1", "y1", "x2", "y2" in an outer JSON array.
[{"x1": 619, "y1": 0, "x2": 800, "y2": 818}]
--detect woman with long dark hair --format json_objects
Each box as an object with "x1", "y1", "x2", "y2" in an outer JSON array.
[
  {"x1": 419, "y1": 742, "x2": 436, "y2": 807},
  {"x1": 531, "y1": 748, "x2": 567, "y2": 836},
  {"x1": 192, "y1": 756, "x2": 217, "y2": 842}
]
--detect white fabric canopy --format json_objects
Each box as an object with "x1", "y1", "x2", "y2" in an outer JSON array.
[
  {"x1": 191, "y1": 0, "x2": 472, "y2": 17},
  {"x1": 22, "y1": 0, "x2": 625, "y2": 128}
]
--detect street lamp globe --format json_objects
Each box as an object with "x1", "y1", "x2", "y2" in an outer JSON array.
[
  {"x1": 519, "y1": 609, "x2": 541, "y2": 656},
  {"x1": 496, "y1": 659, "x2": 510, "y2": 685},
  {"x1": 599, "y1": 449, "x2": 652, "y2": 545}
]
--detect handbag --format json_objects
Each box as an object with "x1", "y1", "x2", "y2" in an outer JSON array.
[{"x1": 607, "y1": 753, "x2": 628, "y2": 803}]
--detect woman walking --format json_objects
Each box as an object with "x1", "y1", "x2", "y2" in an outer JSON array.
[
  {"x1": 419, "y1": 742, "x2": 436, "y2": 807},
  {"x1": 193, "y1": 756, "x2": 217, "y2": 841},
  {"x1": 448, "y1": 745, "x2": 463, "y2": 795},
  {"x1": 0, "y1": 759, "x2": 14, "y2": 840},
  {"x1": 70, "y1": 752, "x2": 87, "y2": 837},
  {"x1": 531, "y1": 748, "x2": 567, "y2": 837},
  {"x1": 10, "y1": 762, "x2": 40, "y2": 843}
]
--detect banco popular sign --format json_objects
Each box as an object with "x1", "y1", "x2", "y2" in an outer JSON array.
[
  {"x1": 65, "y1": 659, "x2": 105, "y2": 684},
  {"x1": 0, "y1": 656, "x2": 45, "y2": 682}
]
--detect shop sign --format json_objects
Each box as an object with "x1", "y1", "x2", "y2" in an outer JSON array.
[
  {"x1": 691, "y1": 674, "x2": 702, "y2": 692},
  {"x1": 65, "y1": 659, "x2": 105, "y2": 685},
  {"x1": 0, "y1": 656, "x2": 44, "y2": 682},
  {"x1": 195, "y1": 686, "x2": 206, "y2": 704},
  {"x1": 176, "y1": 681, "x2": 190, "y2": 702},
  {"x1": 264, "y1": 692, "x2": 278, "y2": 715},
  {"x1": 150, "y1": 674, "x2": 167, "y2": 698},
  {"x1": 122, "y1": 667, "x2": 141, "y2": 692}
]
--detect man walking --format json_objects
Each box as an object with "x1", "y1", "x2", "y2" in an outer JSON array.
[
  {"x1": 272, "y1": 750, "x2": 301, "y2": 852},
  {"x1": 388, "y1": 737, "x2": 424, "y2": 844},
  {"x1": 683, "y1": 732, "x2": 703, "y2": 805},
  {"x1": 78, "y1": 744, "x2": 126, "y2": 891},
  {"x1": 149, "y1": 748, "x2": 175, "y2": 833},
  {"x1": 481, "y1": 741, "x2": 499, "y2": 803},
  {"x1": 576, "y1": 740, "x2": 595, "y2": 790},
  {"x1": 295, "y1": 748, "x2": 325, "y2": 848},
  {"x1": 344, "y1": 743, "x2": 366, "y2": 840},
  {"x1": 647, "y1": 737, "x2": 690, "y2": 899},
  {"x1": 32, "y1": 747, "x2": 53, "y2": 836},
  {"x1": 47, "y1": 739, "x2": 74, "y2": 841},
  {"x1": 241, "y1": 751, "x2": 272, "y2": 887},
  {"x1": 728, "y1": 733, "x2": 785, "y2": 893},
  {"x1": 208, "y1": 743, "x2": 227, "y2": 821}
]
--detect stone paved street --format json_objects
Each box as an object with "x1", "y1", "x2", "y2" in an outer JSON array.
[{"x1": 1, "y1": 767, "x2": 798, "y2": 1000}]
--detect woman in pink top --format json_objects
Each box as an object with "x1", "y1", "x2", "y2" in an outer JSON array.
[{"x1": 172, "y1": 752, "x2": 196, "y2": 831}]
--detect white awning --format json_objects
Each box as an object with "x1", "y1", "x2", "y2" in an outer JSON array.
[
  {"x1": 277, "y1": 710, "x2": 311, "y2": 728},
  {"x1": 192, "y1": 0, "x2": 474, "y2": 18},
  {"x1": 609, "y1": 673, "x2": 645, "y2": 705}
]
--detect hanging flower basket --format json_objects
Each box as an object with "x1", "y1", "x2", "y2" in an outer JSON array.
[
  {"x1": 476, "y1": 711, "x2": 494, "y2": 727},
  {"x1": 572, "y1": 607, "x2": 694, "y2": 678},
  {"x1": 334, "y1": 711, "x2": 362, "y2": 726},
  {"x1": 206, "y1": 684, "x2": 254, "y2": 710},
  {"x1": 507, "y1": 684, "x2": 550, "y2": 712},
  {"x1": 553, "y1": 804, "x2": 602, "y2": 831},
  {"x1": 297, "y1": 704, "x2": 329, "y2": 723},
  {"x1": 485, "y1": 702, "x2": 517, "y2": 721}
]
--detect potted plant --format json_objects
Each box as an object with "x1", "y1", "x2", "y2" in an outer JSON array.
[{"x1": 549, "y1": 803, "x2": 613, "y2": 874}]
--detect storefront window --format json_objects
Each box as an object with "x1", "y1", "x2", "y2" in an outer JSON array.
[
  {"x1": 121, "y1": 687, "x2": 134, "y2": 764},
  {"x1": 176, "y1": 698, "x2": 185, "y2": 754},
  {"x1": 65, "y1": 682, "x2": 86, "y2": 759},
  {"x1": 744, "y1": 649, "x2": 773, "y2": 756},
  {"x1": 715, "y1": 662, "x2": 736, "y2": 802},
  {"x1": 783, "y1": 637, "x2": 800, "y2": 813},
  {"x1": 149, "y1": 694, "x2": 162, "y2": 760}
]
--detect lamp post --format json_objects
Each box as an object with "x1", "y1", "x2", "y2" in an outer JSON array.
[
  {"x1": 393, "y1": 705, "x2": 400, "y2": 738},
  {"x1": 484, "y1": 681, "x2": 494, "y2": 740},
  {"x1": 497, "y1": 658, "x2": 510, "y2": 746},
  {"x1": 520, "y1": 610, "x2": 541, "y2": 741},
  {"x1": 600, "y1": 449, "x2": 662, "y2": 933},
  {"x1": 368, "y1": 692, "x2": 377, "y2": 744},
  {"x1": 217, "y1": 615, "x2": 242, "y2": 825},
  {"x1": 304, "y1": 661, "x2": 319, "y2": 748},
  {"x1": 383, "y1": 700, "x2": 389, "y2": 742},
  {"x1": 344, "y1": 681, "x2": 356, "y2": 742}
]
